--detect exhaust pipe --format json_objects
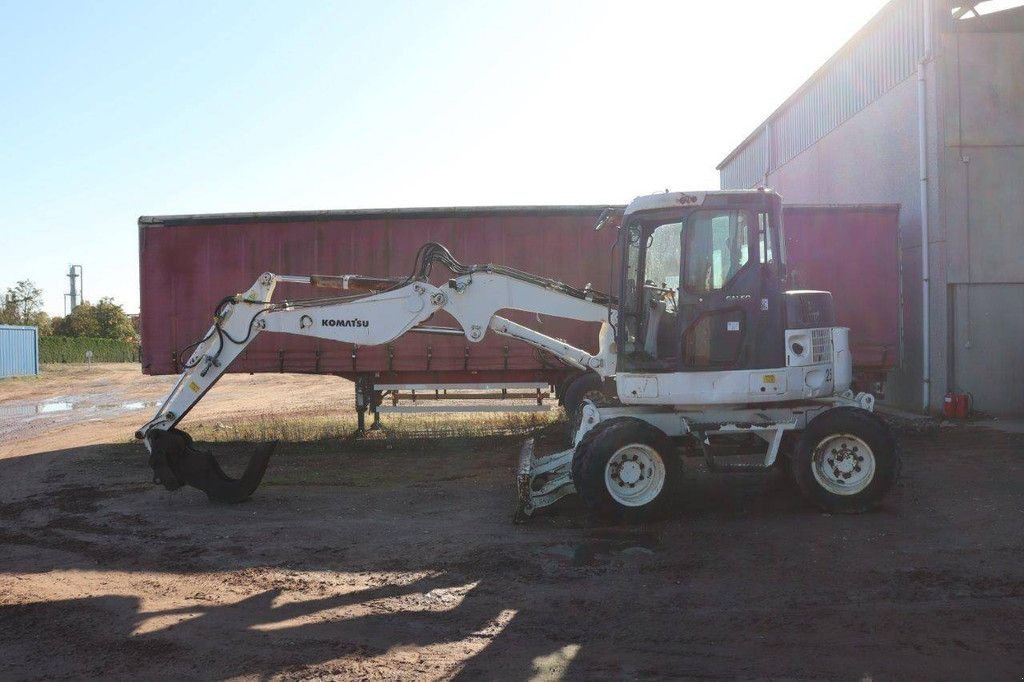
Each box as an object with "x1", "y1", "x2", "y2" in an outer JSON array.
[{"x1": 145, "y1": 428, "x2": 275, "y2": 503}]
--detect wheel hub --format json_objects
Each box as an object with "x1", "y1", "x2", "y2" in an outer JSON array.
[
  {"x1": 616, "y1": 460, "x2": 643, "y2": 485},
  {"x1": 812, "y1": 434, "x2": 875, "y2": 496},
  {"x1": 604, "y1": 444, "x2": 667, "y2": 507}
]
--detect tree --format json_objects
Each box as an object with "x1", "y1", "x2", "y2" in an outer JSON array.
[
  {"x1": 41, "y1": 316, "x2": 61, "y2": 336},
  {"x1": 93, "y1": 297, "x2": 137, "y2": 341},
  {"x1": 0, "y1": 279, "x2": 49, "y2": 329},
  {"x1": 54, "y1": 302, "x2": 100, "y2": 338},
  {"x1": 53, "y1": 298, "x2": 136, "y2": 341}
]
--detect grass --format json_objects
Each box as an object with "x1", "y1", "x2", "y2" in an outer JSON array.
[{"x1": 187, "y1": 409, "x2": 564, "y2": 444}]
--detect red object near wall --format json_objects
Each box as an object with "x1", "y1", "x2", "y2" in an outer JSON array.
[
  {"x1": 138, "y1": 202, "x2": 901, "y2": 390},
  {"x1": 943, "y1": 391, "x2": 971, "y2": 418}
]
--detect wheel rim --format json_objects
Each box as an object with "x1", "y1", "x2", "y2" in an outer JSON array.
[
  {"x1": 604, "y1": 443, "x2": 666, "y2": 507},
  {"x1": 810, "y1": 433, "x2": 875, "y2": 496}
]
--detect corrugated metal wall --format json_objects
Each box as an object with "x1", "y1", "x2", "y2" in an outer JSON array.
[
  {"x1": 719, "y1": 128, "x2": 768, "y2": 190},
  {"x1": 0, "y1": 325, "x2": 39, "y2": 378},
  {"x1": 720, "y1": 0, "x2": 926, "y2": 188}
]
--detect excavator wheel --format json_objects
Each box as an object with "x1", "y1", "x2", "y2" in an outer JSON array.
[
  {"x1": 790, "y1": 407, "x2": 901, "y2": 513},
  {"x1": 572, "y1": 417, "x2": 683, "y2": 522}
]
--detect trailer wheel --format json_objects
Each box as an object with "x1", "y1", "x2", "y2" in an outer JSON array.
[
  {"x1": 791, "y1": 407, "x2": 901, "y2": 513},
  {"x1": 563, "y1": 372, "x2": 615, "y2": 445},
  {"x1": 573, "y1": 418, "x2": 682, "y2": 522},
  {"x1": 563, "y1": 372, "x2": 602, "y2": 417}
]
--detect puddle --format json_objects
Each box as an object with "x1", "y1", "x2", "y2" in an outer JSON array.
[
  {"x1": 0, "y1": 400, "x2": 159, "y2": 419},
  {"x1": 0, "y1": 401, "x2": 74, "y2": 418},
  {"x1": 39, "y1": 401, "x2": 74, "y2": 413},
  {"x1": 93, "y1": 401, "x2": 161, "y2": 412}
]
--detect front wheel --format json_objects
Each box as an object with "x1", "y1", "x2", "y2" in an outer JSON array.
[
  {"x1": 573, "y1": 418, "x2": 683, "y2": 522},
  {"x1": 791, "y1": 407, "x2": 901, "y2": 513}
]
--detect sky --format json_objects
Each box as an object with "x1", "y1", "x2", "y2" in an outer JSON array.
[{"x1": 0, "y1": 0, "x2": 890, "y2": 316}]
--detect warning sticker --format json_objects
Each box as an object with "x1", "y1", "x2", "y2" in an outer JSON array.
[
  {"x1": 189, "y1": 381, "x2": 202, "y2": 393},
  {"x1": 763, "y1": 374, "x2": 776, "y2": 384}
]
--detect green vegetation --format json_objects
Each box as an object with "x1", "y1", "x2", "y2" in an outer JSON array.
[
  {"x1": 0, "y1": 280, "x2": 49, "y2": 329},
  {"x1": 39, "y1": 336, "x2": 139, "y2": 363},
  {"x1": 51, "y1": 297, "x2": 136, "y2": 341}
]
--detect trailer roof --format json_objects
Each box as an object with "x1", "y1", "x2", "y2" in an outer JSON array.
[
  {"x1": 139, "y1": 204, "x2": 623, "y2": 227},
  {"x1": 784, "y1": 203, "x2": 900, "y2": 212}
]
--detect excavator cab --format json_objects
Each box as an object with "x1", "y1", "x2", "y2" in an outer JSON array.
[{"x1": 616, "y1": 190, "x2": 788, "y2": 373}]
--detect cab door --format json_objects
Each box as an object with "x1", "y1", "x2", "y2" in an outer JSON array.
[{"x1": 677, "y1": 207, "x2": 783, "y2": 370}]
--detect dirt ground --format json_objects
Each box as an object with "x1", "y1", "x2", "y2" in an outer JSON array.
[{"x1": 1, "y1": 364, "x2": 1022, "y2": 680}]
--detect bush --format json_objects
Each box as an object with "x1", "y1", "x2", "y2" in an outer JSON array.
[{"x1": 40, "y1": 336, "x2": 139, "y2": 363}]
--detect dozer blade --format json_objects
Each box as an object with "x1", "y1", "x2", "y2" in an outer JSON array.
[
  {"x1": 513, "y1": 437, "x2": 576, "y2": 523},
  {"x1": 146, "y1": 428, "x2": 275, "y2": 503},
  {"x1": 513, "y1": 438, "x2": 537, "y2": 524}
]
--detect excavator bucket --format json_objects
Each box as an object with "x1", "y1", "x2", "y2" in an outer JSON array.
[{"x1": 146, "y1": 428, "x2": 275, "y2": 503}]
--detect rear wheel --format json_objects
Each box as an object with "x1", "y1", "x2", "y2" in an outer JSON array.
[
  {"x1": 790, "y1": 407, "x2": 901, "y2": 513},
  {"x1": 572, "y1": 418, "x2": 682, "y2": 522}
]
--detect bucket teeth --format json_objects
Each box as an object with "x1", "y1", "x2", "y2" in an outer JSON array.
[{"x1": 147, "y1": 428, "x2": 275, "y2": 503}]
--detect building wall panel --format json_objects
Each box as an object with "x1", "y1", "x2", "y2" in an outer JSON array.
[
  {"x1": 0, "y1": 325, "x2": 39, "y2": 378},
  {"x1": 950, "y1": 283, "x2": 1024, "y2": 415}
]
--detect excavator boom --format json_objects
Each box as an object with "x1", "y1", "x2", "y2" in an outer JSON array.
[{"x1": 136, "y1": 243, "x2": 616, "y2": 501}]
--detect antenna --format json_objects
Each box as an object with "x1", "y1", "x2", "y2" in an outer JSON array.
[{"x1": 64, "y1": 264, "x2": 83, "y2": 315}]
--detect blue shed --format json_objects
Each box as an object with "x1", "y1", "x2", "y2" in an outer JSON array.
[{"x1": 0, "y1": 325, "x2": 40, "y2": 378}]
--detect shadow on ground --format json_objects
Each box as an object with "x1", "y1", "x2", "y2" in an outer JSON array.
[{"x1": 2, "y1": 426, "x2": 1023, "y2": 679}]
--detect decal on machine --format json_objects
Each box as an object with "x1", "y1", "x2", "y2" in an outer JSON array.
[{"x1": 322, "y1": 319, "x2": 369, "y2": 328}]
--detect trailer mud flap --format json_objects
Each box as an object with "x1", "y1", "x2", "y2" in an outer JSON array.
[{"x1": 146, "y1": 428, "x2": 275, "y2": 503}]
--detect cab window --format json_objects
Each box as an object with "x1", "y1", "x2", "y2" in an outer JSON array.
[{"x1": 684, "y1": 209, "x2": 751, "y2": 294}]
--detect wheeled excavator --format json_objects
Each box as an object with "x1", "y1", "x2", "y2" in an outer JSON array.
[{"x1": 136, "y1": 189, "x2": 900, "y2": 521}]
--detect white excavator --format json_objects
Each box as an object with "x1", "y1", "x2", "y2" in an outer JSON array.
[{"x1": 136, "y1": 189, "x2": 900, "y2": 522}]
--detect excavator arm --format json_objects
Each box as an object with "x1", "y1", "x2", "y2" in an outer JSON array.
[{"x1": 136, "y1": 245, "x2": 616, "y2": 502}]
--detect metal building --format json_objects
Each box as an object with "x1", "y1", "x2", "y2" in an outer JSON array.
[
  {"x1": 718, "y1": 0, "x2": 1024, "y2": 415},
  {"x1": 0, "y1": 325, "x2": 40, "y2": 379}
]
